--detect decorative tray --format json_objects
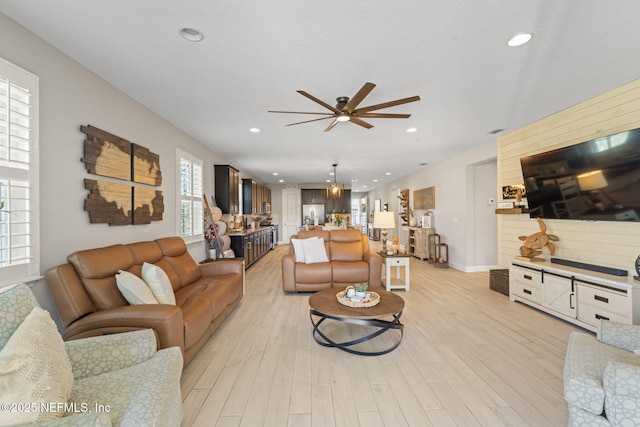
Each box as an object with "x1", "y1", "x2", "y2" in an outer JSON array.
[{"x1": 336, "y1": 289, "x2": 380, "y2": 308}]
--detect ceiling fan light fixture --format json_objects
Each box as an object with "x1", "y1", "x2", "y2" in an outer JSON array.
[{"x1": 336, "y1": 114, "x2": 350, "y2": 122}]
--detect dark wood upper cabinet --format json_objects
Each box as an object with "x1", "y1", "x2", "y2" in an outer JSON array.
[{"x1": 214, "y1": 165, "x2": 239, "y2": 214}]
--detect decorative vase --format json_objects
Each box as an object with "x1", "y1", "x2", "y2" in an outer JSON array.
[{"x1": 409, "y1": 215, "x2": 417, "y2": 227}]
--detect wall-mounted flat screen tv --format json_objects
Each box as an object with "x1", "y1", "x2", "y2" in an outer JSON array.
[{"x1": 520, "y1": 127, "x2": 640, "y2": 222}]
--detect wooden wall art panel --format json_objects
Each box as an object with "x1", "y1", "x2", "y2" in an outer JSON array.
[
  {"x1": 84, "y1": 179, "x2": 133, "y2": 225},
  {"x1": 81, "y1": 125, "x2": 164, "y2": 226},
  {"x1": 81, "y1": 125, "x2": 131, "y2": 181},
  {"x1": 132, "y1": 143, "x2": 162, "y2": 186},
  {"x1": 133, "y1": 187, "x2": 164, "y2": 224},
  {"x1": 414, "y1": 186, "x2": 436, "y2": 210}
]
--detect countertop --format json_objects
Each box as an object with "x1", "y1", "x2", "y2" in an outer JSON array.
[{"x1": 227, "y1": 225, "x2": 277, "y2": 236}]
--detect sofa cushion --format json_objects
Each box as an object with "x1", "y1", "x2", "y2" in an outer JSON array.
[
  {"x1": 0, "y1": 307, "x2": 73, "y2": 425},
  {"x1": 175, "y1": 280, "x2": 229, "y2": 321},
  {"x1": 141, "y1": 263, "x2": 176, "y2": 305},
  {"x1": 175, "y1": 294, "x2": 214, "y2": 349},
  {"x1": 332, "y1": 261, "x2": 370, "y2": 284},
  {"x1": 295, "y1": 262, "x2": 332, "y2": 285},
  {"x1": 603, "y1": 360, "x2": 640, "y2": 425},
  {"x1": 67, "y1": 245, "x2": 134, "y2": 310},
  {"x1": 156, "y1": 237, "x2": 202, "y2": 287},
  {"x1": 69, "y1": 347, "x2": 183, "y2": 426},
  {"x1": 116, "y1": 270, "x2": 159, "y2": 305},
  {"x1": 328, "y1": 230, "x2": 364, "y2": 261},
  {"x1": 0, "y1": 284, "x2": 39, "y2": 348},
  {"x1": 564, "y1": 332, "x2": 640, "y2": 415}
]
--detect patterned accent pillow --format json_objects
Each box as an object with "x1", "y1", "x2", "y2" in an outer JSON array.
[
  {"x1": 141, "y1": 262, "x2": 176, "y2": 305},
  {"x1": 0, "y1": 307, "x2": 74, "y2": 424},
  {"x1": 116, "y1": 270, "x2": 159, "y2": 305}
]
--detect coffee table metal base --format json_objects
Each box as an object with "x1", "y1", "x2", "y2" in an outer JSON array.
[{"x1": 309, "y1": 309, "x2": 404, "y2": 356}]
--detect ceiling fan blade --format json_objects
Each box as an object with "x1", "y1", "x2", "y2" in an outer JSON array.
[
  {"x1": 348, "y1": 117, "x2": 374, "y2": 129},
  {"x1": 297, "y1": 90, "x2": 341, "y2": 114},
  {"x1": 285, "y1": 116, "x2": 335, "y2": 126},
  {"x1": 353, "y1": 95, "x2": 421, "y2": 114},
  {"x1": 324, "y1": 119, "x2": 340, "y2": 132},
  {"x1": 268, "y1": 110, "x2": 335, "y2": 115},
  {"x1": 344, "y1": 82, "x2": 376, "y2": 113},
  {"x1": 357, "y1": 113, "x2": 411, "y2": 119}
]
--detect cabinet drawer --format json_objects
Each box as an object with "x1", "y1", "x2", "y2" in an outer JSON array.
[
  {"x1": 511, "y1": 265, "x2": 542, "y2": 289},
  {"x1": 577, "y1": 285, "x2": 628, "y2": 317},
  {"x1": 577, "y1": 303, "x2": 629, "y2": 327},
  {"x1": 511, "y1": 280, "x2": 542, "y2": 304}
]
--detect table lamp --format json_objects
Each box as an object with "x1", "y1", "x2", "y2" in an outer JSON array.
[{"x1": 373, "y1": 211, "x2": 396, "y2": 253}]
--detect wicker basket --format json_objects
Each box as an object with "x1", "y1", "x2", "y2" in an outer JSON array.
[
  {"x1": 489, "y1": 269, "x2": 509, "y2": 296},
  {"x1": 336, "y1": 286, "x2": 380, "y2": 308}
]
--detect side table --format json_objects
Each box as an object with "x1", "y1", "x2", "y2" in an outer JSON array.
[{"x1": 378, "y1": 252, "x2": 411, "y2": 291}]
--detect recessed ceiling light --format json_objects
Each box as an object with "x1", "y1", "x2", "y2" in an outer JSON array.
[
  {"x1": 250, "y1": 128, "x2": 260, "y2": 133},
  {"x1": 407, "y1": 127, "x2": 417, "y2": 133},
  {"x1": 373, "y1": 179, "x2": 378, "y2": 182},
  {"x1": 179, "y1": 27, "x2": 204, "y2": 42},
  {"x1": 363, "y1": 185, "x2": 368, "y2": 188},
  {"x1": 385, "y1": 172, "x2": 391, "y2": 176},
  {"x1": 507, "y1": 33, "x2": 532, "y2": 47},
  {"x1": 272, "y1": 172, "x2": 278, "y2": 175},
  {"x1": 278, "y1": 179, "x2": 284, "y2": 183},
  {"x1": 352, "y1": 179, "x2": 358, "y2": 182},
  {"x1": 326, "y1": 179, "x2": 331, "y2": 183}
]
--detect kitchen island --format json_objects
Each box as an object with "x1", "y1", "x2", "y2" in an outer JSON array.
[{"x1": 228, "y1": 225, "x2": 278, "y2": 268}]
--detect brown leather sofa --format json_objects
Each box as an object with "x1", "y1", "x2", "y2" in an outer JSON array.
[
  {"x1": 282, "y1": 229, "x2": 382, "y2": 292},
  {"x1": 44, "y1": 236, "x2": 244, "y2": 366}
]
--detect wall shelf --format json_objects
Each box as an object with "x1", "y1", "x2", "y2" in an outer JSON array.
[{"x1": 495, "y1": 208, "x2": 529, "y2": 214}]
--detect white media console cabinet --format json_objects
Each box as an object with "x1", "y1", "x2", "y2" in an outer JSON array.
[{"x1": 510, "y1": 258, "x2": 640, "y2": 332}]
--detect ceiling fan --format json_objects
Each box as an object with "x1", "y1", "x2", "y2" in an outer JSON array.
[{"x1": 269, "y1": 82, "x2": 420, "y2": 132}]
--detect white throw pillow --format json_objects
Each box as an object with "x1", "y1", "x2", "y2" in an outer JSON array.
[
  {"x1": 291, "y1": 236, "x2": 318, "y2": 263},
  {"x1": 141, "y1": 262, "x2": 176, "y2": 305},
  {"x1": 0, "y1": 307, "x2": 74, "y2": 425},
  {"x1": 301, "y1": 237, "x2": 329, "y2": 264},
  {"x1": 116, "y1": 270, "x2": 159, "y2": 305}
]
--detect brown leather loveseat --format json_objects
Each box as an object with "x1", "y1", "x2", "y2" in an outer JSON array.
[
  {"x1": 44, "y1": 236, "x2": 244, "y2": 366},
  {"x1": 281, "y1": 229, "x2": 382, "y2": 292}
]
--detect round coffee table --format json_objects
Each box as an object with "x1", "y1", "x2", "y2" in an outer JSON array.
[{"x1": 308, "y1": 287, "x2": 404, "y2": 356}]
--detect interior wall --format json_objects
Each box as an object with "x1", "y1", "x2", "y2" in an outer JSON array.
[
  {"x1": 497, "y1": 78, "x2": 640, "y2": 274},
  {"x1": 0, "y1": 13, "x2": 232, "y2": 322},
  {"x1": 367, "y1": 140, "x2": 497, "y2": 271},
  {"x1": 469, "y1": 159, "x2": 498, "y2": 270}
]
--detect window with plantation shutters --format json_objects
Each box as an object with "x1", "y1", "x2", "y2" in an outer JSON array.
[
  {"x1": 0, "y1": 58, "x2": 40, "y2": 284},
  {"x1": 176, "y1": 148, "x2": 203, "y2": 243}
]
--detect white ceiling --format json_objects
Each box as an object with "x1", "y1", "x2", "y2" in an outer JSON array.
[{"x1": 2, "y1": 1, "x2": 640, "y2": 192}]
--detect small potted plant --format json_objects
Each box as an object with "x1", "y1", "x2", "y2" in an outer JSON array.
[{"x1": 354, "y1": 282, "x2": 368, "y2": 297}]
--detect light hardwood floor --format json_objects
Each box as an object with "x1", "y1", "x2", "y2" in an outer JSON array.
[{"x1": 181, "y1": 243, "x2": 586, "y2": 426}]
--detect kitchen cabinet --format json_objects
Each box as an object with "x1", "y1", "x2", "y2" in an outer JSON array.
[
  {"x1": 214, "y1": 165, "x2": 239, "y2": 214},
  {"x1": 301, "y1": 189, "x2": 326, "y2": 204},
  {"x1": 243, "y1": 179, "x2": 272, "y2": 214},
  {"x1": 325, "y1": 190, "x2": 351, "y2": 214},
  {"x1": 229, "y1": 227, "x2": 274, "y2": 268}
]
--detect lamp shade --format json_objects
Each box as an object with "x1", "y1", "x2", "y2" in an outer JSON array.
[
  {"x1": 373, "y1": 211, "x2": 396, "y2": 229},
  {"x1": 577, "y1": 170, "x2": 608, "y2": 191}
]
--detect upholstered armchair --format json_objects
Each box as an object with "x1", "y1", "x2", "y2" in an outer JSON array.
[
  {"x1": 564, "y1": 320, "x2": 640, "y2": 426},
  {"x1": 0, "y1": 284, "x2": 183, "y2": 426}
]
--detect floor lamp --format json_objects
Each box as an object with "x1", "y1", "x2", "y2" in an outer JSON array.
[{"x1": 373, "y1": 211, "x2": 396, "y2": 253}]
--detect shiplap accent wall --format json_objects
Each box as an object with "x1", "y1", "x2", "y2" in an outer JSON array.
[{"x1": 497, "y1": 78, "x2": 640, "y2": 273}]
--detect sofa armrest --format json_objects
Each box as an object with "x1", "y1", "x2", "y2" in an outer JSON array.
[
  {"x1": 598, "y1": 320, "x2": 640, "y2": 352},
  {"x1": 64, "y1": 329, "x2": 158, "y2": 380},
  {"x1": 281, "y1": 254, "x2": 296, "y2": 292},
  {"x1": 603, "y1": 360, "x2": 640, "y2": 424},
  {"x1": 363, "y1": 251, "x2": 382, "y2": 287},
  {"x1": 198, "y1": 258, "x2": 244, "y2": 277},
  {"x1": 63, "y1": 304, "x2": 184, "y2": 352}
]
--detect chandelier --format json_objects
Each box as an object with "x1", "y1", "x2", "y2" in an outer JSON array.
[{"x1": 326, "y1": 163, "x2": 344, "y2": 199}]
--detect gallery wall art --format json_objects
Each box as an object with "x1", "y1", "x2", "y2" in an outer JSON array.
[{"x1": 81, "y1": 125, "x2": 164, "y2": 225}]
